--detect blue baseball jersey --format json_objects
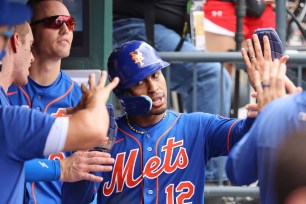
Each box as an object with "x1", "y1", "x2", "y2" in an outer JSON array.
[
  {"x1": 0, "y1": 105, "x2": 56, "y2": 204},
  {"x1": 8, "y1": 70, "x2": 82, "y2": 204},
  {"x1": 62, "y1": 110, "x2": 254, "y2": 203},
  {"x1": 226, "y1": 92, "x2": 306, "y2": 204},
  {"x1": 0, "y1": 86, "x2": 10, "y2": 106}
]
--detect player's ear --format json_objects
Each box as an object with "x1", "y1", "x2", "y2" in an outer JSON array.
[{"x1": 10, "y1": 33, "x2": 20, "y2": 53}]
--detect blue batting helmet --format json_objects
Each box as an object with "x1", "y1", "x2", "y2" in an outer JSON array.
[{"x1": 108, "y1": 40, "x2": 170, "y2": 115}]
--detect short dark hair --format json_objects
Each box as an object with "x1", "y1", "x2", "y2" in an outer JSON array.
[
  {"x1": 275, "y1": 132, "x2": 306, "y2": 204},
  {"x1": 26, "y1": 0, "x2": 64, "y2": 21}
]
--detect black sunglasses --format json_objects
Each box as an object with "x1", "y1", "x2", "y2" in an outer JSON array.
[{"x1": 30, "y1": 15, "x2": 75, "y2": 31}]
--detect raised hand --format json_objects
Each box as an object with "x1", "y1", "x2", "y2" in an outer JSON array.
[
  {"x1": 65, "y1": 71, "x2": 119, "y2": 114},
  {"x1": 241, "y1": 34, "x2": 289, "y2": 89},
  {"x1": 59, "y1": 151, "x2": 114, "y2": 182}
]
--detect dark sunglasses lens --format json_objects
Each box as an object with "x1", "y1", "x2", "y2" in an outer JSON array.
[{"x1": 45, "y1": 16, "x2": 75, "y2": 30}]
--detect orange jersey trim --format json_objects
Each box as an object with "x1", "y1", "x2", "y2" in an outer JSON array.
[
  {"x1": 19, "y1": 87, "x2": 32, "y2": 108},
  {"x1": 31, "y1": 182, "x2": 37, "y2": 204},
  {"x1": 227, "y1": 120, "x2": 239, "y2": 153},
  {"x1": 118, "y1": 127, "x2": 144, "y2": 204},
  {"x1": 6, "y1": 91, "x2": 17, "y2": 96},
  {"x1": 44, "y1": 81, "x2": 74, "y2": 113}
]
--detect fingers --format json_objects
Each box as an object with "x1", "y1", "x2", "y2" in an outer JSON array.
[
  {"x1": 241, "y1": 48, "x2": 252, "y2": 70},
  {"x1": 296, "y1": 87, "x2": 303, "y2": 93},
  {"x1": 275, "y1": 61, "x2": 287, "y2": 96},
  {"x1": 252, "y1": 34, "x2": 264, "y2": 62},
  {"x1": 88, "y1": 73, "x2": 96, "y2": 89},
  {"x1": 280, "y1": 55, "x2": 289, "y2": 64},
  {"x1": 105, "y1": 77, "x2": 119, "y2": 92},
  {"x1": 97, "y1": 71, "x2": 119, "y2": 92},
  {"x1": 82, "y1": 173, "x2": 104, "y2": 182},
  {"x1": 97, "y1": 71, "x2": 108, "y2": 88},
  {"x1": 63, "y1": 107, "x2": 74, "y2": 115},
  {"x1": 285, "y1": 75, "x2": 299, "y2": 94},
  {"x1": 81, "y1": 83, "x2": 88, "y2": 94},
  {"x1": 269, "y1": 59, "x2": 279, "y2": 92},
  {"x1": 60, "y1": 151, "x2": 115, "y2": 182},
  {"x1": 262, "y1": 35, "x2": 272, "y2": 62},
  {"x1": 250, "y1": 91, "x2": 257, "y2": 99},
  {"x1": 246, "y1": 38, "x2": 256, "y2": 61},
  {"x1": 245, "y1": 103, "x2": 258, "y2": 118},
  {"x1": 262, "y1": 61, "x2": 271, "y2": 85}
]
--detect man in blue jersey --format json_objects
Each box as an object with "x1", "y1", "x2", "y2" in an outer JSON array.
[
  {"x1": 225, "y1": 34, "x2": 303, "y2": 204},
  {"x1": 6, "y1": 0, "x2": 116, "y2": 203},
  {"x1": 60, "y1": 40, "x2": 290, "y2": 203},
  {"x1": 1, "y1": 22, "x2": 34, "y2": 97},
  {"x1": 0, "y1": 1, "x2": 120, "y2": 203}
]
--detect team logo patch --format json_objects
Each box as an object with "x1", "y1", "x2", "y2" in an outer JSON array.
[
  {"x1": 130, "y1": 49, "x2": 144, "y2": 67},
  {"x1": 51, "y1": 108, "x2": 70, "y2": 117}
]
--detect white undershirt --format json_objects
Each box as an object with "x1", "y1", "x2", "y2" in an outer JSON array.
[{"x1": 43, "y1": 118, "x2": 69, "y2": 156}]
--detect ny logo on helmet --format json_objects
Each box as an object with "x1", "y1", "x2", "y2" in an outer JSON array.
[{"x1": 130, "y1": 49, "x2": 144, "y2": 67}]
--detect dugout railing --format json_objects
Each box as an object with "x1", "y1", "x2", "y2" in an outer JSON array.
[{"x1": 159, "y1": 51, "x2": 306, "y2": 198}]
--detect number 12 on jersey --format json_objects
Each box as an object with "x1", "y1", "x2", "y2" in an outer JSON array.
[{"x1": 165, "y1": 181, "x2": 195, "y2": 204}]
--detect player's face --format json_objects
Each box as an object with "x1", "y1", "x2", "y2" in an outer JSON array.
[
  {"x1": 13, "y1": 23, "x2": 34, "y2": 86},
  {"x1": 129, "y1": 70, "x2": 167, "y2": 115},
  {"x1": 31, "y1": 1, "x2": 73, "y2": 60}
]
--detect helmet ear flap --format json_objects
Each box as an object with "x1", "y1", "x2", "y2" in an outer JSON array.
[
  {"x1": 120, "y1": 95, "x2": 152, "y2": 115},
  {"x1": 113, "y1": 88, "x2": 153, "y2": 115}
]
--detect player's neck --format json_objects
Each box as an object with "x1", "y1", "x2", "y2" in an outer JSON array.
[
  {"x1": 0, "y1": 73, "x2": 11, "y2": 93},
  {"x1": 127, "y1": 111, "x2": 166, "y2": 127},
  {"x1": 29, "y1": 57, "x2": 61, "y2": 86},
  {"x1": 0, "y1": 58, "x2": 13, "y2": 92}
]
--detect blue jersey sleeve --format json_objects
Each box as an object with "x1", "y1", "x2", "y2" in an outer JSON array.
[
  {"x1": 25, "y1": 159, "x2": 61, "y2": 182},
  {"x1": 203, "y1": 114, "x2": 255, "y2": 158},
  {"x1": 0, "y1": 106, "x2": 56, "y2": 161},
  {"x1": 226, "y1": 103, "x2": 278, "y2": 185}
]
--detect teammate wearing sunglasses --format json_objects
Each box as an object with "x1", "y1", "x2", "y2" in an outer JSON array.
[
  {"x1": 0, "y1": 0, "x2": 120, "y2": 203},
  {"x1": 7, "y1": 0, "x2": 115, "y2": 203}
]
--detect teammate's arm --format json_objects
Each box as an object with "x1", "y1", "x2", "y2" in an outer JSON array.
[
  {"x1": 226, "y1": 102, "x2": 277, "y2": 185},
  {"x1": 25, "y1": 151, "x2": 114, "y2": 182},
  {"x1": 25, "y1": 159, "x2": 61, "y2": 182},
  {"x1": 61, "y1": 71, "x2": 119, "y2": 152}
]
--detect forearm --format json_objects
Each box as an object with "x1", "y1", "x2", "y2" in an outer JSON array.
[
  {"x1": 227, "y1": 117, "x2": 256, "y2": 151},
  {"x1": 25, "y1": 159, "x2": 60, "y2": 182},
  {"x1": 226, "y1": 130, "x2": 258, "y2": 185},
  {"x1": 64, "y1": 108, "x2": 108, "y2": 151}
]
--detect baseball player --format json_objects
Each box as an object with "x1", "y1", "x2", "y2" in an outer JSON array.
[
  {"x1": 7, "y1": 0, "x2": 116, "y2": 203},
  {"x1": 61, "y1": 40, "x2": 272, "y2": 203},
  {"x1": 0, "y1": 1, "x2": 119, "y2": 203},
  {"x1": 1, "y1": 66, "x2": 119, "y2": 204}
]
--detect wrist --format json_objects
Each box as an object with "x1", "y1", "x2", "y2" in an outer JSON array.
[{"x1": 59, "y1": 159, "x2": 65, "y2": 181}]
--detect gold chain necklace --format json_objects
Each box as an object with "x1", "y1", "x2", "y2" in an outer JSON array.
[{"x1": 125, "y1": 112, "x2": 167, "y2": 135}]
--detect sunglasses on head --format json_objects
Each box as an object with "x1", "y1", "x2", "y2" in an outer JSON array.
[
  {"x1": 30, "y1": 15, "x2": 75, "y2": 31},
  {"x1": 0, "y1": 28, "x2": 14, "y2": 40}
]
